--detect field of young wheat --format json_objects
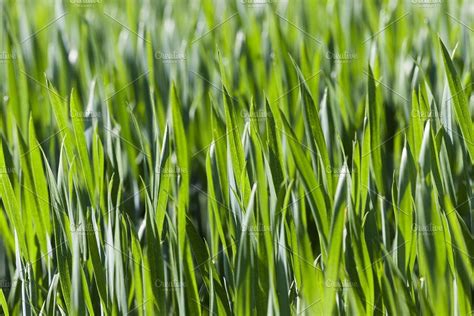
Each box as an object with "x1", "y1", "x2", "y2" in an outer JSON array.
[{"x1": 0, "y1": 0, "x2": 472, "y2": 314}]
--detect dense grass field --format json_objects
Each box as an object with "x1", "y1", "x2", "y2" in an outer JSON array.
[{"x1": 0, "y1": 0, "x2": 473, "y2": 314}]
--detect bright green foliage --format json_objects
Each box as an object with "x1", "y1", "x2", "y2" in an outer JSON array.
[{"x1": 0, "y1": 0, "x2": 472, "y2": 315}]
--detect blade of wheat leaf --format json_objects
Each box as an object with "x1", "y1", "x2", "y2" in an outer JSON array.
[
  {"x1": 439, "y1": 39, "x2": 474, "y2": 163},
  {"x1": 367, "y1": 66, "x2": 385, "y2": 194}
]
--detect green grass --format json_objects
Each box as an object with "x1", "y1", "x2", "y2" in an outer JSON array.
[{"x1": 0, "y1": 0, "x2": 473, "y2": 314}]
